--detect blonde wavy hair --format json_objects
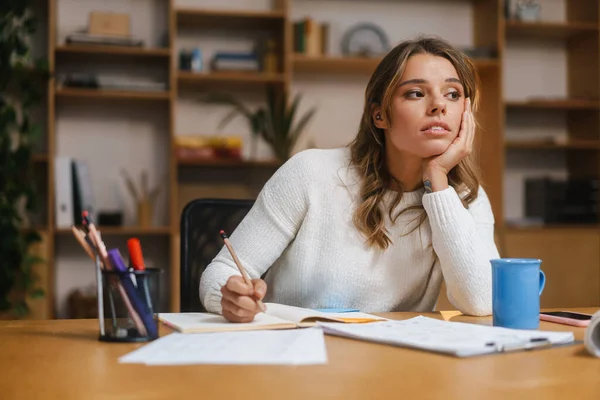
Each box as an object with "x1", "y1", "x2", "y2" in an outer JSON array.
[{"x1": 349, "y1": 36, "x2": 482, "y2": 250}]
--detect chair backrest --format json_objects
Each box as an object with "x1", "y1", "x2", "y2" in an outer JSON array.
[{"x1": 179, "y1": 198, "x2": 255, "y2": 312}]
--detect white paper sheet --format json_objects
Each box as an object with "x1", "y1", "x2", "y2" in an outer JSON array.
[
  {"x1": 119, "y1": 327, "x2": 328, "y2": 365},
  {"x1": 319, "y1": 316, "x2": 575, "y2": 357}
]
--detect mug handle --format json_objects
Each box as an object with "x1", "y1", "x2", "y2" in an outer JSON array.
[{"x1": 539, "y1": 270, "x2": 546, "y2": 296}]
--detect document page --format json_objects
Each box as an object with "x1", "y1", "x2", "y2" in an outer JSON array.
[
  {"x1": 320, "y1": 316, "x2": 574, "y2": 357},
  {"x1": 119, "y1": 327, "x2": 328, "y2": 365}
]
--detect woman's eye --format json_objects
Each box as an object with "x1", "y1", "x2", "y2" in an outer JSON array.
[
  {"x1": 447, "y1": 91, "x2": 462, "y2": 100},
  {"x1": 405, "y1": 90, "x2": 424, "y2": 98}
]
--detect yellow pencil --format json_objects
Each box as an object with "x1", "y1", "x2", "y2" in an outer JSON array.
[{"x1": 219, "y1": 230, "x2": 267, "y2": 313}]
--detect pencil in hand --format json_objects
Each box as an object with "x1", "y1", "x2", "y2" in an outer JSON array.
[{"x1": 219, "y1": 230, "x2": 267, "y2": 313}]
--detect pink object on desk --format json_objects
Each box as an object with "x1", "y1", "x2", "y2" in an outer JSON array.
[{"x1": 540, "y1": 311, "x2": 592, "y2": 327}]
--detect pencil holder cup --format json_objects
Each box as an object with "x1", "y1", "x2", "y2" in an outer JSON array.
[{"x1": 98, "y1": 266, "x2": 161, "y2": 342}]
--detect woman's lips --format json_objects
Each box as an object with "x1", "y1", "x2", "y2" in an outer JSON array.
[{"x1": 421, "y1": 127, "x2": 451, "y2": 136}]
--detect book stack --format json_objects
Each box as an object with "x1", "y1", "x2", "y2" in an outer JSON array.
[
  {"x1": 66, "y1": 32, "x2": 144, "y2": 48},
  {"x1": 210, "y1": 51, "x2": 260, "y2": 72},
  {"x1": 175, "y1": 135, "x2": 243, "y2": 161},
  {"x1": 293, "y1": 18, "x2": 330, "y2": 56}
]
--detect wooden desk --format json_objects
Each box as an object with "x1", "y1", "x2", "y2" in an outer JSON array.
[{"x1": 1, "y1": 309, "x2": 599, "y2": 399}]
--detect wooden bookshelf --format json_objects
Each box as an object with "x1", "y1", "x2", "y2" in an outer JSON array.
[
  {"x1": 505, "y1": 140, "x2": 600, "y2": 150},
  {"x1": 55, "y1": 88, "x2": 171, "y2": 101},
  {"x1": 506, "y1": 99, "x2": 600, "y2": 110},
  {"x1": 55, "y1": 45, "x2": 171, "y2": 58},
  {"x1": 177, "y1": 71, "x2": 285, "y2": 85},
  {"x1": 505, "y1": 21, "x2": 599, "y2": 40},
  {"x1": 177, "y1": 157, "x2": 281, "y2": 168},
  {"x1": 55, "y1": 226, "x2": 172, "y2": 236},
  {"x1": 176, "y1": 8, "x2": 285, "y2": 30}
]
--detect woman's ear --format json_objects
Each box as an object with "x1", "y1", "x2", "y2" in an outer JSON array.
[{"x1": 371, "y1": 106, "x2": 387, "y2": 130}]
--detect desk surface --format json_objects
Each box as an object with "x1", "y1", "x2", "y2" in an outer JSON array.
[{"x1": 1, "y1": 309, "x2": 599, "y2": 399}]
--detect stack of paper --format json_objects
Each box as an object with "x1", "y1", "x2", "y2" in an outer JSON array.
[
  {"x1": 319, "y1": 316, "x2": 575, "y2": 357},
  {"x1": 119, "y1": 327, "x2": 328, "y2": 365}
]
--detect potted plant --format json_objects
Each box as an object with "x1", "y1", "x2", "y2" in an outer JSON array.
[
  {"x1": 1, "y1": 1, "x2": 49, "y2": 317},
  {"x1": 205, "y1": 88, "x2": 316, "y2": 162}
]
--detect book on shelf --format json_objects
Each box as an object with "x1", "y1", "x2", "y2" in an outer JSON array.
[
  {"x1": 54, "y1": 156, "x2": 96, "y2": 228},
  {"x1": 58, "y1": 72, "x2": 167, "y2": 92},
  {"x1": 293, "y1": 17, "x2": 329, "y2": 56},
  {"x1": 210, "y1": 51, "x2": 260, "y2": 72}
]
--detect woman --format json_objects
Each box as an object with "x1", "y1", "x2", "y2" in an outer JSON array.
[{"x1": 200, "y1": 36, "x2": 500, "y2": 322}]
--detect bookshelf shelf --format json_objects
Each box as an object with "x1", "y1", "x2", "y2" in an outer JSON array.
[
  {"x1": 505, "y1": 140, "x2": 600, "y2": 150},
  {"x1": 505, "y1": 99, "x2": 600, "y2": 110},
  {"x1": 177, "y1": 71, "x2": 285, "y2": 85},
  {"x1": 55, "y1": 226, "x2": 172, "y2": 236},
  {"x1": 292, "y1": 55, "x2": 380, "y2": 75},
  {"x1": 55, "y1": 45, "x2": 171, "y2": 58},
  {"x1": 176, "y1": 8, "x2": 285, "y2": 30},
  {"x1": 177, "y1": 157, "x2": 281, "y2": 168},
  {"x1": 55, "y1": 88, "x2": 171, "y2": 101},
  {"x1": 504, "y1": 224, "x2": 599, "y2": 232},
  {"x1": 292, "y1": 55, "x2": 498, "y2": 75},
  {"x1": 505, "y1": 21, "x2": 599, "y2": 40}
]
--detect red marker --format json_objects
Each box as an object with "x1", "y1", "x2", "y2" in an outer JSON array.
[{"x1": 127, "y1": 238, "x2": 146, "y2": 271}]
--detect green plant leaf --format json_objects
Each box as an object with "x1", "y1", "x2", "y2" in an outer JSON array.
[
  {"x1": 23, "y1": 230, "x2": 41, "y2": 243},
  {"x1": 284, "y1": 93, "x2": 301, "y2": 139},
  {"x1": 34, "y1": 58, "x2": 49, "y2": 72},
  {"x1": 204, "y1": 93, "x2": 257, "y2": 131},
  {"x1": 29, "y1": 288, "x2": 44, "y2": 299},
  {"x1": 24, "y1": 16, "x2": 37, "y2": 34},
  {"x1": 0, "y1": 297, "x2": 11, "y2": 312},
  {"x1": 217, "y1": 108, "x2": 244, "y2": 131},
  {"x1": 23, "y1": 254, "x2": 44, "y2": 269},
  {"x1": 13, "y1": 301, "x2": 29, "y2": 317},
  {"x1": 0, "y1": 106, "x2": 17, "y2": 127},
  {"x1": 288, "y1": 106, "x2": 317, "y2": 153},
  {"x1": 15, "y1": 37, "x2": 28, "y2": 56}
]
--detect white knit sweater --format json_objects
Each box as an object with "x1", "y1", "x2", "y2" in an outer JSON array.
[{"x1": 199, "y1": 147, "x2": 499, "y2": 316}]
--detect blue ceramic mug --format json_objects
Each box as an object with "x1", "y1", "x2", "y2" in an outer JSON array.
[{"x1": 491, "y1": 258, "x2": 546, "y2": 330}]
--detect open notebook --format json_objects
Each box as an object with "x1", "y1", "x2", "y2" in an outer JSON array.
[{"x1": 158, "y1": 303, "x2": 386, "y2": 333}]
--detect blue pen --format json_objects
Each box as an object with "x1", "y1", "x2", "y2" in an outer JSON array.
[{"x1": 107, "y1": 249, "x2": 158, "y2": 338}]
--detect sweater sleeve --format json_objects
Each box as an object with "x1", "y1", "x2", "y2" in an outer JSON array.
[
  {"x1": 422, "y1": 186, "x2": 499, "y2": 316},
  {"x1": 198, "y1": 150, "x2": 313, "y2": 313}
]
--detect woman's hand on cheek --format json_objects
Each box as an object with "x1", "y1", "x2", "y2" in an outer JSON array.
[{"x1": 422, "y1": 97, "x2": 474, "y2": 192}]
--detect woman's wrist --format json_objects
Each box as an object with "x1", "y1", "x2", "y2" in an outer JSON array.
[{"x1": 422, "y1": 167, "x2": 449, "y2": 193}]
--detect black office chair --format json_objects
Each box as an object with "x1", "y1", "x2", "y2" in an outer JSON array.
[{"x1": 179, "y1": 198, "x2": 255, "y2": 312}]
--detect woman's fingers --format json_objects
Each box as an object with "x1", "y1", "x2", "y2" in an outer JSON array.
[
  {"x1": 466, "y1": 100, "x2": 475, "y2": 150},
  {"x1": 252, "y1": 279, "x2": 267, "y2": 299},
  {"x1": 225, "y1": 275, "x2": 254, "y2": 296},
  {"x1": 221, "y1": 285, "x2": 260, "y2": 310},
  {"x1": 222, "y1": 296, "x2": 257, "y2": 318}
]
